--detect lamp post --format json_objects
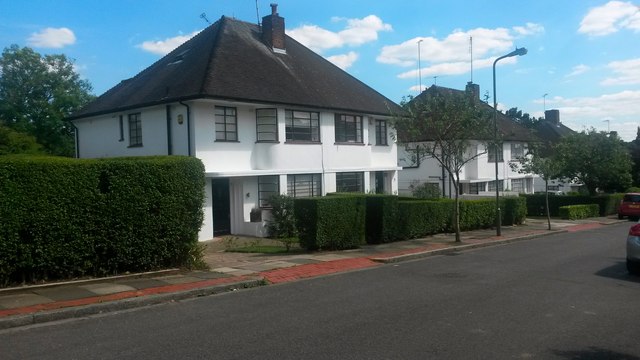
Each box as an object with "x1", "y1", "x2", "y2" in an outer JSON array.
[
  {"x1": 417, "y1": 39, "x2": 423, "y2": 92},
  {"x1": 493, "y1": 47, "x2": 527, "y2": 236}
]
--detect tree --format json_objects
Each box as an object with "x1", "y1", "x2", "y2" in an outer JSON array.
[
  {"x1": 505, "y1": 107, "x2": 538, "y2": 129},
  {"x1": 0, "y1": 45, "x2": 94, "y2": 157},
  {"x1": 393, "y1": 89, "x2": 493, "y2": 242},
  {"x1": 0, "y1": 124, "x2": 43, "y2": 155},
  {"x1": 510, "y1": 144, "x2": 563, "y2": 230},
  {"x1": 629, "y1": 126, "x2": 640, "y2": 187},
  {"x1": 556, "y1": 129, "x2": 632, "y2": 195}
]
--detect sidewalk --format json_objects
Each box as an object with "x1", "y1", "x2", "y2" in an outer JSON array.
[{"x1": 0, "y1": 216, "x2": 627, "y2": 330}]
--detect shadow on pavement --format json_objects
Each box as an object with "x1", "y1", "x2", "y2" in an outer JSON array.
[
  {"x1": 550, "y1": 346, "x2": 640, "y2": 359},
  {"x1": 594, "y1": 260, "x2": 640, "y2": 283}
]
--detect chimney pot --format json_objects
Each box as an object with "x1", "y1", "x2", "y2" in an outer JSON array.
[{"x1": 270, "y1": 3, "x2": 278, "y2": 15}]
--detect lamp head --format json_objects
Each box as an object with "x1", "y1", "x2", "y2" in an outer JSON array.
[{"x1": 511, "y1": 47, "x2": 528, "y2": 57}]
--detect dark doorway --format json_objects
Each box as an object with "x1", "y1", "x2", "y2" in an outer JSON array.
[
  {"x1": 212, "y1": 178, "x2": 231, "y2": 236},
  {"x1": 375, "y1": 172, "x2": 385, "y2": 194}
]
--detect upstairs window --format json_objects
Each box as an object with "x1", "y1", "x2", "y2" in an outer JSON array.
[
  {"x1": 511, "y1": 143, "x2": 525, "y2": 159},
  {"x1": 335, "y1": 114, "x2": 362, "y2": 143},
  {"x1": 215, "y1": 106, "x2": 237, "y2": 141},
  {"x1": 128, "y1": 113, "x2": 142, "y2": 147},
  {"x1": 285, "y1": 110, "x2": 320, "y2": 142},
  {"x1": 336, "y1": 172, "x2": 364, "y2": 193},
  {"x1": 375, "y1": 119, "x2": 388, "y2": 145},
  {"x1": 256, "y1": 108, "x2": 278, "y2": 142},
  {"x1": 488, "y1": 144, "x2": 503, "y2": 163}
]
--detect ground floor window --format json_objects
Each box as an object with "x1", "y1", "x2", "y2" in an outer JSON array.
[
  {"x1": 488, "y1": 180, "x2": 504, "y2": 192},
  {"x1": 511, "y1": 178, "x2": 525, "y2": 193},
  {"x1": 469, "y1": 182, "x2": 485, "y2": 194},
  {"x1": 287, "y1": 174, "x2": 322, "y2": 198},
  {"x1": 258, "y1": 176, "x2": 279, "y2": 208},
  {"x1": 336, "y1": 172, "x2": 364, "y2": 193}
]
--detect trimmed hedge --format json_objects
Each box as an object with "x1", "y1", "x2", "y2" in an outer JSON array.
[
  {"x1": 294, "y1": 195, "x2": 365, "y2": 250},
  {"x1": 0, "y1": 155, "x2": 205, "y2": 286},
  {"x1": 362, "y1": 194, "x2": 400, "y2": 244},
  {"x1": 523, "y1": 193, "x2": 623, "y2": 217},
  {"x1": 559, "y1": 204, "x2": 600, "y2": 220}
]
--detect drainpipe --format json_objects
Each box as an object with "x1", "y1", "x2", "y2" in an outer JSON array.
[
  {"x1": 70, "y1": 121, "x2": 80, "y2": 158},
  {"x1": 166, "y1": 105, "x2": 173, "y2": 155},
  {"x1": 179, "y1": 101, "x2": 192, "y2": 156}
]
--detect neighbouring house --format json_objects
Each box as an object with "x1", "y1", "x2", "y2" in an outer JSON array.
[
  {"x1": 532, "y1": 109, "x2": 581, "y2": 194},
  {"x1": 397, "y1": 82, "x2": 538, "y2": 197},
  {"x1": 69, "y1": 5, "x2": 401, "y2": 241}
]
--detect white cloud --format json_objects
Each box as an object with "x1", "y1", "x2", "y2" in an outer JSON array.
[
  {"x1": 545, "y1": 90, "x2": 640, "y2": 140},
  {"x1": 377, "y1": 23, "x2": 540, "y2": 72},
  {"x1": 578, "y1": 1, "x2": 640, "y2": 36},
  {"x1": 138, "y1": 31, "x2": 200, "y2": 55},
  {"x1": 326, "y1": 51, "x2": 359, "y2": 70},
  {"x1": 397, "y1": 54, "x2": 517, "y2": 79},
  {"x1": 287, "y1": 15, "x2": 391, "y2": 53},
  {"x1": 565, "y1": 64, "x2": 591, "y2": 77},
  {"x1": 27, "y1": 27, "x2": 76, "y2": 48},
  {"x1": 601, "y1": 58, "x2": 640, "y2": 85}
]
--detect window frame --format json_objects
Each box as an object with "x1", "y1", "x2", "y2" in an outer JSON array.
[
  {"x1": 128, "y1": 113, "x2": 142, "y2": 147},
  {"x1": 488, "y1": 144, "x2": 504, "y2": 163},
  {"x1": 488, "y1": 180, "x2": 504, "y2": 192},
  {"x1": 215, "y1": 106, "x2": 238, "y2": 142},
  {"x1": 285, "y1": 109, "x2": 320, "y2": 143},
  {"x1": 287, "y1": 174, "x2": 322, "y2": 198},
  {"x1": 256, "y1": 108, "x2": 278, "y2": 142},
  {"x1": 258, "y1": 175, "x2": 280, "y2": 208},
  {"x1": 335, "y1": 114, "x2": 363, "y2": 144},
  {"x1": 511, "y1": 178, "x2": 525, "y2": 193},
  {"x1": 375, "y1": 119, "x2": 388, "y2": 146},
  {"x1": 511, "y1": 142, "x2": 525, "y2": 159},
  {"x1": 336, "y1": 172, "x2": 364, "y2": 193}
]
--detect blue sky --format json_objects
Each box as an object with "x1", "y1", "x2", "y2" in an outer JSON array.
[{"x1": 1, "y1": 0, "x2": 639, "y2": 140}]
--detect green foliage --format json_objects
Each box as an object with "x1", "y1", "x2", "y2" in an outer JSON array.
[
  {"x1": 396, "y1": 200, "x2": 452, "y2": 239},
  {"x1": 266, "y1": 194, "x2": 296, "y2": 238},
  {"x1": 0, "y1": 125, "x2": 43, "y2": 155},
  {"x1": 501, "y1": 197, "x2": 527, "y2": 226},
  {"x1": 626, "y1": 187, "x2": 640, "y2": 193},
  {"x1": 410, "y1": 182, "x2": 441, "y2": 199},
  {"x1": 294, "y1": 196, "x2": 365, "y2": 251},
  {"x1": 0, "y1": 45, "x2": 94, "y2": 157},
  {"x1": 0, "y1": 155, "x2": 205, "y2": 286},
  {"x1": 556, "y1": 129, "x2": 632, "y2": 194},
  {"x1": 523, "y1": 193, "x2": 622, "y2": 217},
  {"x1": 559, "y1": 204, "x2": 600, "y2": 220},
  {"x1": 505, "y1": 107, "x2": 539, "y2": 129},
  {"x1": 362, "y1": 194, "x2": 400, "y2": 244}
]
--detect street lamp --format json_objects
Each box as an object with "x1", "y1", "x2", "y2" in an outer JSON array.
[{"x1": 493, "y1": 47, "x2": 527, "y2": 236}]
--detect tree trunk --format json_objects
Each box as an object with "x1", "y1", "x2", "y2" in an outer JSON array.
[
  {"x1": 454, "y1": 184, "x2": 461, "y2": 243},
  {"x1": 545, "y1": 178, "x2": 551, "y2": 230}
]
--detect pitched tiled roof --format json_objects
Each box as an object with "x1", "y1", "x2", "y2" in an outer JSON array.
[
  {"x1": 405, "y1": 85, "x2": 537, "y2": 142},
  {"x1": 70, "y1": 16, "x2": 400, "y2": 120},
  {"x1": 534, "y1": 119, "x2": 575, "y2": 143}
]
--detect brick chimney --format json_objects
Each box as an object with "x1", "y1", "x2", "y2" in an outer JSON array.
[
  {"x1": 545, "y1": 109, "x2": 560, "y2": 125},
  {"x1": 262, "y1": 3, "x2": 286, "y2": 53},
  {"x1": 465, "y1": 81, "x2": 480, "y2": 101}
]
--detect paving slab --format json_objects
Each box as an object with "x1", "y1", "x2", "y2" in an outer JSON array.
[
  {"x1": 284, "y1": 258, "x2": 322, "y2": 265},
  {"x1": 118, "y1": 278, "x2": 169, "y2": 290},
  {"x1": 240, "y1": 261, "x2": 299, "y2": 272},
  {"x1": 78, "y1": 283, "x2": 137, "y2": 295},
  {"x1": 0, "y1": 293, "x2": 53, "y2": 309},
  {"x1": 188, "y1": 271, "x2": 230, "y2": 280},
  {"x1": 33, "y1": 286, "x2": 96, "y2": 301},
  {"x1": 153, "y1": 275, "x2": 203, "y2": 285}
]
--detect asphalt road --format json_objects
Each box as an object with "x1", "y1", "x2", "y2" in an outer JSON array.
[{"x1": 1, "y1": 223, "x2": 639, "y2": 359}]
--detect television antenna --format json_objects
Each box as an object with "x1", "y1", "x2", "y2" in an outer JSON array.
[{"x1": 200, "y1": 13, "x2": 210, "y2": 24}]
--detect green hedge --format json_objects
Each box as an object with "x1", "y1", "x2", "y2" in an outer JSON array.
[
  {"x1": 362, "y1": 194, "x2": 400, "y2": 244},
  {"x1": 502, "y1": 197, "x2": 527, "y2": 226},
  {"x1": 396, "y1": 199, "x2": 452, "y2": 239},
  {"x1": 294, "y1": 196, "x2": 365, "y2": 250},
  {"x1": 559, "y1": 204, "x2": 600, "y2": 220},
  {"x1": 524, "y1": 194, "x2": 623, "y2": 217},
  {"x1": 0, "y1": 155, "x2": 205, "y2": 286}
]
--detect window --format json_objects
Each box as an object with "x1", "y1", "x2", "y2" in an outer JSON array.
[
  {"x1": 488, "y1": 144, "x2": 503, "y2": 163},
  {"x1": 256, "y1": 108, "x2": 278, "y2": 142},
  {"x1": 336, "y1": 172, "x2": 364, "y2": 193},
  {"x1": 287, "y1": 174, "x2": 322, "y2": 198},
  {"x1": 285, "y1": 110, "x2": 320, "y2": 142},
  {"x1": 118, "y1": 115, "x2": 124, "y2": 142},
  {"x1": 488, "y1": 180, "x2": 504, "y2": 192},
  {"x1": 215, "y1": 106, "x2": 237, "y2": 141},
  {"x1": 375, "y1": 119, "x2": 387, "y2": 145},
  {"x1": 335, "y1": 114, "x2": 363, "y2": 143},
  {"x1": 511, "y1": 143, "x2": 525, "y2": 159},
  {"x1": 511, "y1": 178, "x2": 524, "y2": 193},
  {"x1": 469, "y1": 182, "x2": 485, "y2": 195},
  {"x1": 258, "y1": 176, "x2": 279, "y2": 208},
  {"x1": 128, "y1": 113, "x2": 142, "y2": 146},
  {"x1": 400, "y1": 146, "x2": 421, "y2": 168}
]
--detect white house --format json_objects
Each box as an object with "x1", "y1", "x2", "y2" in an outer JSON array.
[
  {"x1": 69, "y1": 5, "x2": 400, "y2": 241},
  {"x1": 397, "y1": 83, "x2": 537, "y2": 197}
]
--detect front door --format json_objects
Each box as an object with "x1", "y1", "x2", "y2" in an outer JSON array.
[
  {"x1": 212, "y1": 178, "x2": 231, "y2": 236},
  {"x1": 375, "y1": 172, "x2": 385, "y2": 194}
]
